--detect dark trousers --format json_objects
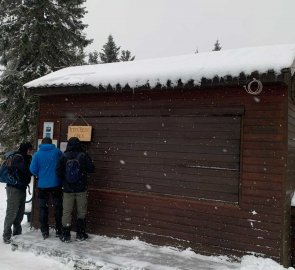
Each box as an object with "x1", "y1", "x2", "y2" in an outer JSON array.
[
  {"x1": 3, "y1": 186, "x2": 26, "y2": 240},
  {"x1": 38, "y1": 187, "x2": 63, "y2": 234}
]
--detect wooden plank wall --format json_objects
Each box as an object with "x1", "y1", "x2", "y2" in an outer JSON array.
[
  {"x1": 288, "y1": 99, "x2": 295, "y2": 191},
  {"x1": 288, "y1": 98, "x2": 295, "y2": 266},
  {"x1": 31, "y1": 85, "x2": 289, "y2": 263},
  {"x1": 291, "y1": 207, "x2": 295, "y2": 266},
  {"x1": 61, "y1": 114, "x2": 241, "y2": 203}
]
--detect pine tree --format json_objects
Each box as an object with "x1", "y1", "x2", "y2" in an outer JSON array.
[
  {"x1": 120, "y1": 50, "x2": 135, "y2": 62},
  {"x1": 0, "y1": 0, "x2": 92, "y2": 148},
  {"x1": 88, "y1": 51, "x2": 99, "y2": 64},
  {"x1": 99, "y1": 35, "x2": 121, "y2": 63},
  {"x1": 89, "y1": 35, "x2": 135, "y2": 64},
  {"x1": 212, "y1": 40, "x2": 222, "y2": 51}
]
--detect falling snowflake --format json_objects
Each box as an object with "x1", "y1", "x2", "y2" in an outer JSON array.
[
  {"x1": 146, "y1": 184, "x2": 152, "y2": 190},
  {"x1": 253, "y1": 97, "x2": 260, "y2": 103}
]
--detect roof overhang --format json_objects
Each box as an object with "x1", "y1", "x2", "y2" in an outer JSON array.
[{"x1": 26, "y1": 69, "x2": 291, "y2": 97}]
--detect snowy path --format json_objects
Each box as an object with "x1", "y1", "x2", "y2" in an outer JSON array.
[{"x1": 12, "y1": 229, "x2": 239, "y2": 270}]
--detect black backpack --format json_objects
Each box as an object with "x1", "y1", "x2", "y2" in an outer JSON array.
[
  {"x1": 0, "y1": 151, "x2": 24, "y2": 185},
  {"x1": 64, "y1": 153, "x2": 84, "y2": 184}
]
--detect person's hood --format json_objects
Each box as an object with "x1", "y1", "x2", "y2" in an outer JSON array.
[
  {"x1": 39, "y1": 144, "x2": 56, "y2": 151},
  {"x1": 66, "y1": 137, "x2": 82, "y2": 152},
  {"x1": 19, "y1": 142, "x2": 33, "y2": 155}
]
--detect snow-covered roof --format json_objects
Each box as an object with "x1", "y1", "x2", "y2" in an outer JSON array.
[{"x1": 24, "y1": 44, "x2": 295, "y2": 90}]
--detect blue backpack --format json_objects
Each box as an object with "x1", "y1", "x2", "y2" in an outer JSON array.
[
  {"x1": 0, "y1": 151, "x2": 23, "y2": 185},
  {"x1": 65, "y1": 153, "x2": 84, "y2": 184}
]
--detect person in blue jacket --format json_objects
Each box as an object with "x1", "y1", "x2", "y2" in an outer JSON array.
[{"x1": 30, "y1": 137, "x2": 63, "y2": 239}]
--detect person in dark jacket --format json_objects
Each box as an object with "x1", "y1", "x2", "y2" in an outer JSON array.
[
  {"x1": 56, "y1": 137, "x2": 94, "y2": 242},
  {"x1": 29, "y1": 137, "x2": 63, "y2": 239},
  {"x1": 2, "y1": 142, "x2": 33, "y2": 244}
]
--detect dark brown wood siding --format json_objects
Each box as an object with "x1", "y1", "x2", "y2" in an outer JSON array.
[
  {"x1": 31, "y1": 85, "x2": 289, "y2": 263},
  {"x1": 288, "y1": 99, "x2": 295, "y2": 191},
  {"x1": 61, "y1": 113, "x2": 241, "y2": 203},
  {"x1": 288, "y1": 97, "x2": 295, "y2": 266}
]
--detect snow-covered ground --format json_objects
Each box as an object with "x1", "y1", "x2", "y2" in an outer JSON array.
[{"x1": 0, "y1": 182, "x2": 294, "y2": 270}]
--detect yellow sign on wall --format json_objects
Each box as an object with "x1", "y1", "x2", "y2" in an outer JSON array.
[{"x1": 67, "y1": 126, "x2": 92, "y2": 142}]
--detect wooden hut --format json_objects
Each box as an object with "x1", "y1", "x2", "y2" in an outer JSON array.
[{"x1": 24, "y1": 44, "x2": 295, "y2": 267}]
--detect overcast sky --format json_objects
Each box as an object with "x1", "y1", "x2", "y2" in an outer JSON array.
[{"x1": 83, "y1": 0, "x2": 295, "y2": 60}]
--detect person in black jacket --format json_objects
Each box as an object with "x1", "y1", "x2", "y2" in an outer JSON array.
[
  {"x1": 56, "y1": 137, "x2": 94, "y2": 242},
  {"x1": 2, "y1": 142, "x2": 33, "y2": 244}
]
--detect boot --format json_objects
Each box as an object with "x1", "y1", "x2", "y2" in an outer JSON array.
[
  {"x1": 76, "y1": 219, "x2": 88, "y2": 241},
  {"x1": 55, "y1": 225, "x2": 62, "y2": 237},
  {"x1": 59, "y1": 226, "x2": 71, "y2": 243},
  {"x1": 3, "y1": 236, "x2": 11, "y2": 244},
  {"x1": 12, "y1": 224, "x2": 22, "y2": 236},
  {"x1": 42, "y1": 232, "x2": 49, "y2": 240},
  {"x1": 41, "y1": 224, "x2": 49, "y2": 239}
]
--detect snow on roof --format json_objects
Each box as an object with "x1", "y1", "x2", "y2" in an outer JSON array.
[{"x1": 24, "y1": 44, "x2": 295, "y2": 90}]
